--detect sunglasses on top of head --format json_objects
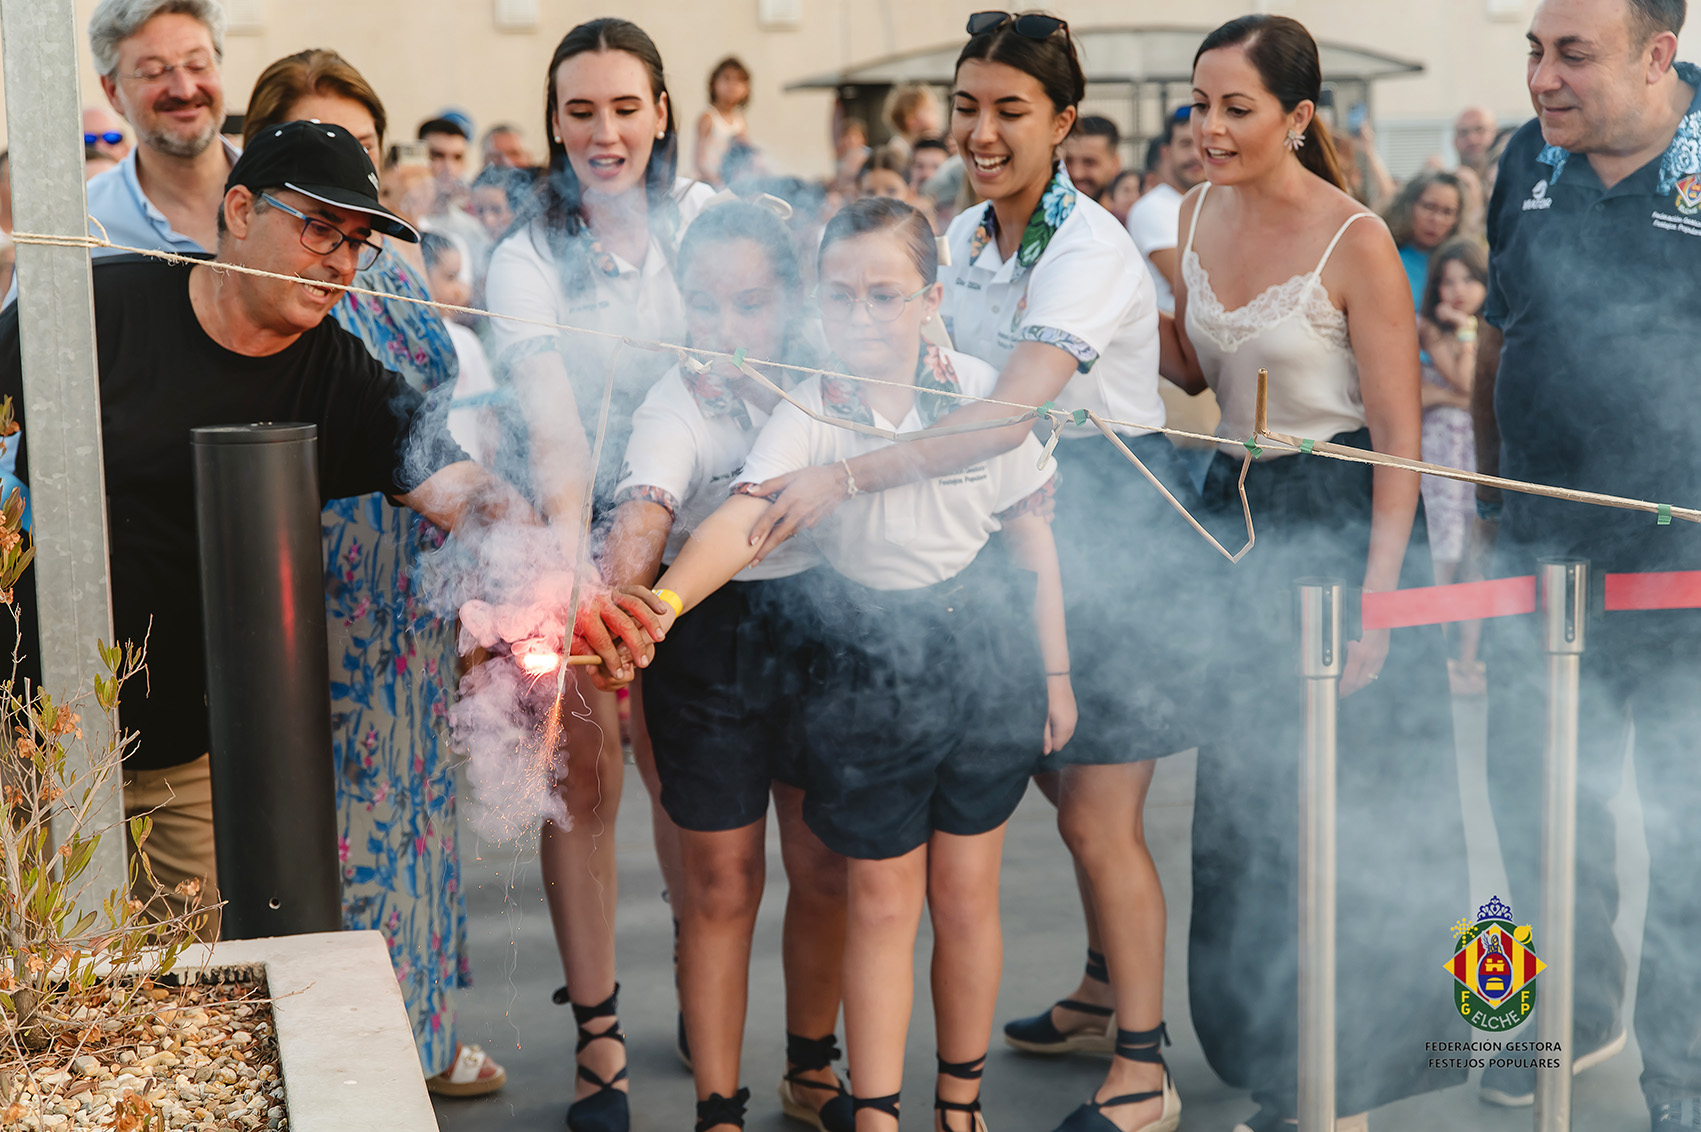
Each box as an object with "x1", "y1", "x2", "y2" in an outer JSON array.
[
  {"x1": 965, "y1": 11, "x2": 1068, "y2": 39},
  {"x1": 84, "y1": 131, "x2": 124, "y2": 145}
]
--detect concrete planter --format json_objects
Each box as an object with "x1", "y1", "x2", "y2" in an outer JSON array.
[{"x1": 174, "y1": 930, "x2": 436, "y2": 1132}]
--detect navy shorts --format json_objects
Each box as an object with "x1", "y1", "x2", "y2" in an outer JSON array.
[
  {"x1": 795, "y1": 546, "x2": 1047, "y2": 860},
  {"x1": 642, "y1": 575, "x2": 812, "y2": 833}
]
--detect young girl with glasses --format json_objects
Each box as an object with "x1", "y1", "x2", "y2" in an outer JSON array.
[
  {"x1": 647, "y1": 198, "x2": 1074, "y2": 1132},
  {"x1": 600, "y1": 201, "x2": 853, "y2": 1132}
]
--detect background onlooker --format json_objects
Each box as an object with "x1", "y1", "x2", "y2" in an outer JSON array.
[
  {"x1": 1124, "y1": 106, "x2": 1203, "y2": 316},
  {"x1": 416, "y1": 115, "x2": 488, "y2": 279},
  {"x1": 469, "y1": 164, "x2": 533, "y2": 246},
  {"x1": 1061, "y1": 114, "x2": 1122, "y2": 203},
  {"x1": 695, "y1": 55, "x2": 751, "y2": 186},
  {"x1": 1451, "y1": 104, "x2": 1498, "y2": 178},
  {"x1": 908, "y1": 135, "x2": 950, "y2": 194},
  {"x1": 82, "y1": 104, "x2": 132, "y2": 162},
  {"x1": 1417, "y1": 236, "x2": 1486, "y2": 691},
  {"x1": 1103, "y1": 168, "x2": 1143, "y2": 225},
  {"x1": 856, "y1": 146, "x2": 912, "y2": 201},
  {"x1": 422, "y1": 233, "x2": 501, "y2": 469},
  {"x1": 1382, "y1": 169, "x2": 1464, "y2": 309},
  {"x1": 480, "y1": 122, "x2": 532, "y2": 170},
  {"x1": 881, "y1": 81, "x2": 942, "y2": 161}
]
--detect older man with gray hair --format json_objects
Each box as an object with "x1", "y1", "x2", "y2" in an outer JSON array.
[{"x1": 85, "y1": 0, "x2": 233, "y2": 255}]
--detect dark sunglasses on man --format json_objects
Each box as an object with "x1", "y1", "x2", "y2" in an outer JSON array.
[
  {"x1": 965, "y1": 11, "x2": 1068, "y2": 39},
  {"x1": 84, "y1": 131, "x2": 124, "y2": 146}
]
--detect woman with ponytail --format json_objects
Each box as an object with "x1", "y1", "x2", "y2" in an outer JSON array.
[
  {"x1": 1158, "y1": 16, "x2": 1468, "y2": 1130},
  {"x1": 482, "y1": 18, "x2": 713, "y2": 1132}
]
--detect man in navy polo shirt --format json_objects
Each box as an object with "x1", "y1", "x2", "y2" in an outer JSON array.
[{"x1": 1473, "y1": 0, "x2": 1701, "y2": 1124}]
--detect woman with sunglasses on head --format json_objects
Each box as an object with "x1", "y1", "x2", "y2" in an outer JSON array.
[
  {"x1": 482, "y1": 18, "x2": 713, "y2": 1132},
  {"x1": 241, "y1": 50, "x2": 508, "y2": 1100},
  {"x1": 746, "y1": 14, "x2": 1201, "y2": 1132},
  {"x1": 1161, "y1": 16, "x2": 1466, "y2": 1130},
  {"x1": 648, "y1": 197, "x2": 1073, "y2": 1132},
  {"x1": 599, "y1": 200, "x2": 853, "y2": 1132}
]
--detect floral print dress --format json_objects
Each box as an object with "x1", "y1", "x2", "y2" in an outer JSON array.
[{"x1": 327, "y1": 251, "x2": 468, "y2": 1078}]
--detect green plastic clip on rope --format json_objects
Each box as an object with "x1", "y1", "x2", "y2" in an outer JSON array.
[
  {"x1": 1243, "y1": 436, "x2": 1263, "y2": 458},
  {"x1": 1300, "y1": 438, "x2": 1316, "y2": 454},
  {"x1": 1071, "y1": 408, "x2": 1089, "y2": 426},
  {"x1": 1039, "y1": 400, "x2": 1055, "y2": 419},
  {"x1": 1658, "y1": 503, "x2": 1673, "y2": 526},
  {"x1": 733, "y1": 348, "x2": 747, "y2": 368}
]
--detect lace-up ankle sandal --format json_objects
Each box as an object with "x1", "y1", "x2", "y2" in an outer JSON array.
[
  {"x1": 1049, "y1": 1024, "x2": 1180, "y2": 1132},
  {"x1": 695, "y1": 1087, "x2": 752, "y2": 1131},
  {"x1": 778, "y1": 1033, "x2": 854, "y2": 1132},
  {"x1": 853, "y1": 1092, "x2": 902, "y2": 1128},
  {"x1": 1003, "y1": 949, "x2": 1116, "y2": 1055},
  {"x1": 555, "y1": 985, "x2": 630, "y2": 1132},
  {"x1": 935, "y1": 1054, "x2": 988, "y2": 1132}
]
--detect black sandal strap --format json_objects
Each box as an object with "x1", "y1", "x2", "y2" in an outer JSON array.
[
  {"x1": 936, "y1": 1054, "x2": 986, "y2": 1080},
  {"x1": 1090, "y1": 1089, "x2": 1165, "y2": 1110},
  {"x1": 552, "y1": 985, "x2": 571, "y2": 1005},
  {"x1": 694, "y1": 1087, "x2": 751, "y2": 1131},
  {"x1": 1084, "y1": 948, "x2": 1110, "y2": 984},
  {"x1": 786, "y1": 1032, "x2": 843, "y2": 1072},
  {"x1": 853, "y1": 1092, "x2": 901, "y2": 1120},
  {"x1": 577, "y1": 1063, "x2": 630, "y2": 1089},
  {"x1": 569, "y1": 985, "x2": 627, "y2": 1054},
  {"x1": 1055, "y1": 997, "x2": 1114, "y2": 1018},
  {"x1": 1114, "y1": 1022, "x2": 1171, "y2": 1063},
  {"x1": 569, "y1": 984, "x2": 621, "y2": 1024}
]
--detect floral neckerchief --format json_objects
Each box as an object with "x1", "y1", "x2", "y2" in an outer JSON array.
[
  {"x1": 966, "y1": 163, "x2": 1078, "y2": 270},
  {"x1": 820, "y1": 344, "x2": 963, "y2": 429},
  {"x1": 586, "y1": 239, "x2": 622, "y2": 279},
  {"x1": 1540, "y1": 61, "x2": 1701, "y2": 192},
  {"x1": 681, "y1": 363, "x2": 756, "y2": 431}
]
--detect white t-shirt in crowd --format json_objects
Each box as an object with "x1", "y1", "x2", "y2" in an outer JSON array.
[
  {"x1": 483, "y1": 177, "x2": 715, "y2": 382},
  {"x1": 445, "y1": 321, "x2": 498, "y2": 465},
  {"x1": 1125, "y1": 182, "x2": 1184, "y2": 316},
  {"x1": 735, "y1": 346, "x2": 1054, "y2": 591},
  {"x1": 613, "y1": 365, "x2": 820, "y2": 582},
  {"x1": 941, "y1": 188, "x2": 1166, "y2": 439}
]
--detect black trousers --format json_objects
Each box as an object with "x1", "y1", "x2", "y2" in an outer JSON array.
[{"x1": 1485, "y1": 540, "x2": 1701, "y2": 1108}]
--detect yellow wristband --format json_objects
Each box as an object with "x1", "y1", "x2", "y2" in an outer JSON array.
[{"x1": 653, "y1": 588, "x2": 684, "y2": 617}]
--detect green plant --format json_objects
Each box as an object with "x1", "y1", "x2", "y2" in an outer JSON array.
[{"x1": 0, "y1": 396, "x2": 204, "y2": 1092}]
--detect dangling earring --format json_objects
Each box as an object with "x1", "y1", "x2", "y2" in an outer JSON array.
[{"x1": 1285, "y1": 128, "x2": 1306, "y2": 152}]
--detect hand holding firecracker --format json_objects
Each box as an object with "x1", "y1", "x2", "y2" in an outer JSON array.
[{"x1": 458, "y1": 577, "x2": 671, "y2": 689}]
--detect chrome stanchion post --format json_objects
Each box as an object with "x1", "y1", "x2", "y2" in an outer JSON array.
[
  {"x1": 1535, "y1": 558, "x2": 1586, "y2": 1132},
  {"x1": 1296, "y1": 579, "x2": 1343, "y2": 1132}
]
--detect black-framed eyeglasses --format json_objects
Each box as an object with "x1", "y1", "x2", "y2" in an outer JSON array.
[
  {"x1": 84, "y1": 131, "x2": 124, "y2": 146},
  {"x1": 965, "y1": 11, "x2": 1069, "y2": 39},
  {"x1": 815, "y1": 285, "x2": 931, "y2": 323},
  {"x1": 260, "y1": 193, "x2": 384, "y2": 271}
]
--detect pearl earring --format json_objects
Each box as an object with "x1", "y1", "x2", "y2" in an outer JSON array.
[{"x1": 1285, "y1": 128, "x2": 1306, "y2": 152}]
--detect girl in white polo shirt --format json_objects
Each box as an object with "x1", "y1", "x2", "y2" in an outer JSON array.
[
  {"x1": 600, "y1": 201, "x2": 852, "y2": 1132},
  {"x1": 479, "y1": 19, "x2": 712, "y2": 1132},
  {"x1": 648, "y1": 198, "x2": 1075, "y2": 1132}
]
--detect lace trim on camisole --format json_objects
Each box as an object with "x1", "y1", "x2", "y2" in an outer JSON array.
[{"x1": 1180, "y1": 183, "x2": 1373, "y2": 354}]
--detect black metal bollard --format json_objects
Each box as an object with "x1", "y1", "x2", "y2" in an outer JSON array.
[{"x1": 192, "y1": 424, "x2": 339, "y2": 938}]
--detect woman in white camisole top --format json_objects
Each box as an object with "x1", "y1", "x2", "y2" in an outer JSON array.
[{"x1": 1157, "y1": 17, "x2": 1468, "y2": 1132}]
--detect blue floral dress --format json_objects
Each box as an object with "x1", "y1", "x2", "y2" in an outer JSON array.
[{"x1": 327, "y1": 251, "x2": 468, "y2": 1078}]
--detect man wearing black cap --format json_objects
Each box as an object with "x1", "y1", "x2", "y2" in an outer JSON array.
[{"x1": 0, "y1": 121, "x2": 657, "y2": 936}]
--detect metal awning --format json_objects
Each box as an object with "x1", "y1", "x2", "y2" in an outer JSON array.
[{"x1": 785, "y1": 25, "x2": 1423, "y2": 91}]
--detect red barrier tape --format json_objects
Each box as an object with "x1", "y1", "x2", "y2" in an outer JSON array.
[
  {"x1": 1361, "y1": 576, "x2": 1537, "y2": 630},
  {"x1": 1603, "y1": 570, "x2": 1701, "y2": 611}
]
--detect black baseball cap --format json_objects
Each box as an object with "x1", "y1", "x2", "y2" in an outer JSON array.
[{"x1": 226, "y1": 119, "x2": 419, "y2": 242}]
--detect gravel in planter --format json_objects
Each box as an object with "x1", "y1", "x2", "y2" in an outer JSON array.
[{"x1": 2, "y1": 972, "x2": 286, "y2": 1130}]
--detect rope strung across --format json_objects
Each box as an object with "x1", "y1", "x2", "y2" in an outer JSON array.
[{"x1": 15, "y1": 225, "x2": 1700, "y2": 568}]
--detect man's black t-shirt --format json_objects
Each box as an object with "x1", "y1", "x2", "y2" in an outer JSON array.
[
  {"x1": 1484, "y1": 63, "x2": 1701, "y2": 570},
  {"x1": 0, "y1": 256, "x2": 462, "y2": 769}
]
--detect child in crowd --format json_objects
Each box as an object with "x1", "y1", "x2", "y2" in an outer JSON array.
[
  {"x1": 1418, "y1": 236, "x2": 1489, "y2": 692},
  {"x1": 420, "y1": 233, "x2": 500, "y2": 467},
  {"x1": 649, "y1": 198, "x2": 1074, "y2": 1131},
  {"x1": 599, "y1": 200, "x2": 853, "y2": 1132}
]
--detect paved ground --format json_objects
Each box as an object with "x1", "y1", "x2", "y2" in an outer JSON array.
[{"x1": 433, "y1": 695, "x2": 1655, "y2": 1131}]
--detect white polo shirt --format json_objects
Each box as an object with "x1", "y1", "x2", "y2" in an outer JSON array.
[
  {"x1": 613, "y1": 366, "x2": 820, "y2": 582},
  {"x1": 941, "y1": 187, "x2": 1166, "y2": 439},
  {"x1": 484, "y1": 176, "x2": 714, "y2": 378},
  {"x1": 1125, "y1": 182, "x2": 1184, "y2": 315},
  {"x1": 735, "y1": 346, "x2": 1054, "y2": 591}
]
